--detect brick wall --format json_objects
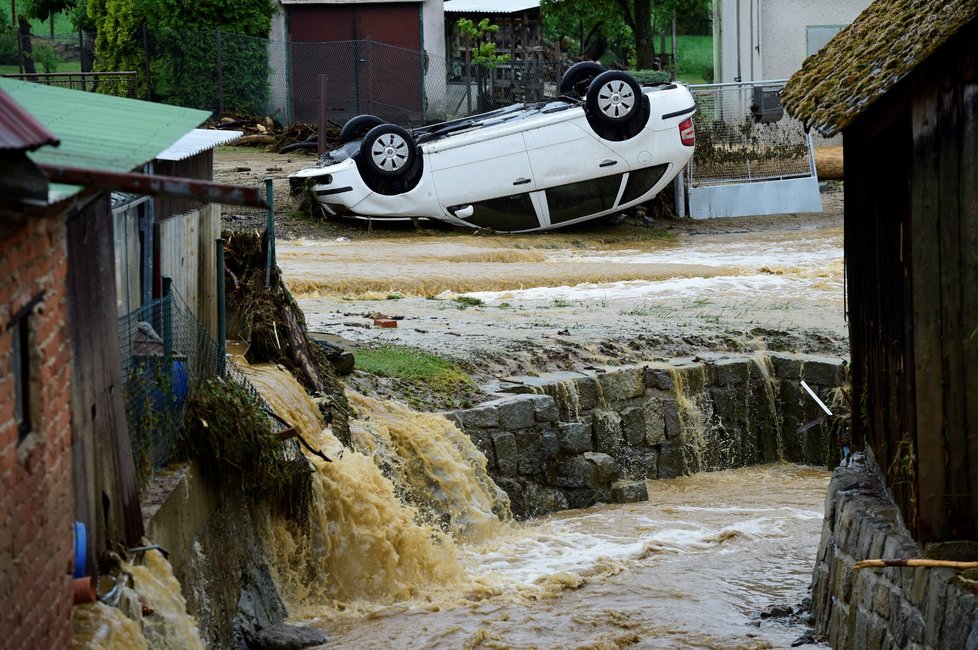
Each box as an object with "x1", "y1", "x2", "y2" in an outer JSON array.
[{"x1": 0, "y1": 215, "x2": 74, "y2": 648}]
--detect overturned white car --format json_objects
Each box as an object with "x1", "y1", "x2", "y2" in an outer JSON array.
[{"x1": 290, "y1": 63, "x2": 695, "y2": 233}]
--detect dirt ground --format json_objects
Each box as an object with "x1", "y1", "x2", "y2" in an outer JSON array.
[{"x1": 217, "y1": 147, "x2": 847, "y2": 406}]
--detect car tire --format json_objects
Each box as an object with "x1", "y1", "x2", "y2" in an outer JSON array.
[
  {"x1": 586, "y1": 71, "x2": 643, "y2": 125},
  {"x1": 339, "y1": 114, "x2": 386, "y2": 144},
  {"x1": 558, "y1": 61, "x2": 606, "y2": 99},
  {"x1": 359, "y1": 124, "x2": 418, "y2": 180}
]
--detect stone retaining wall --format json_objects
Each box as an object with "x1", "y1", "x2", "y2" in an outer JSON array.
[
  {"x1": 811, "y1": 454, "x2": 978, "y2": 649},
  {"x1": 447, "y1": 352, "x2": 847, "y2": 517}
]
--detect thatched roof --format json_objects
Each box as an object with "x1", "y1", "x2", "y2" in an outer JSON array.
[{"x1": 781, "y1": 0, "x2": 978, "y2": 137}]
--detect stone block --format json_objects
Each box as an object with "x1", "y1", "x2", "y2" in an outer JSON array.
[
  {"x1": 553, "y1": 456, "x2": 591, "y2": 488},
  {"x1": 662, "y1": 398, "x2": 682, "y2": 440},
  {"x1": 556, "y1": 422, "x2": 592, "y2": 454},
  {"x1": 564, "y1": 488, "x2": 599, "y2": 510},
  {"x1": 593, "y1": 410, "x2": 624, "y2": 455},
  {"x1": 540, "y1": 428, "x2": 559, "y2": 461},
  {"x1": 800, "y1": 358, "x2": 845, "y2": 387},
  {"x1": 527, "y1": 394, "x2": 559, "y2": 422},
  {"x1": 713, "y1": 358, "x2": 749, "y2": 386},
  {"x1": 523, "y1": 483, "x2": 568, "y2": 516},
  {"x1": 643, "y1": 365, "x2": 674, "y2": 391},
  {"x1": 942, "y1": 583, "x2": 978, "y2": 650},
  {"x1": 493, "y1": 477, "x2": 526, "y2": 517},
  {"x1": 642, "y1": 397, "x2": 666, "y2": 445},
  {"x1": 923, "y1": 570, "x2": 949, "y2": 647},
  {"x1": 657, "y1": 442, "x2": 687, "y2": 479},
  {"x1": 768, "y1": 352, "x2": 803, "y2": 380},
  {"x1": 574, "y1": 375, "x2": 602, "y2": 411},
  {"x1": 611, "y1": 480, "x2": 648, "y2": 503},
  {"x1": 583, "y1": 452, "x2": 618, "y2": 486},
  {"x1": 466, "y1": 430, "x2": 495, "y2": 470},
  {"x1": 492, "y1": 432, "x2": 519, "y2": 477},
  {"x1": 498, "y1": 397, "x2": 536, "y2": 430},
  {"x1": 873, "y1": 583, "x2": 891, "y2": 620},
  {"x1": 598, "y1": 368, "x2": 645, "y2": 401},
  {"x1": 619, "y1": 446, "x2": 659, "y2": 481},
  {"x1": 455, "y1": 405, "x2": 499, "y2": 430},
  {"x1": 620, "y1": 406, "x2": 646, "y2": 446},
  {"x1": 514, "y1": 431, "x2": 543, "y2": 475},
  {"x1": 711, "y1": 386, "x2": 748, "y2": 426}
]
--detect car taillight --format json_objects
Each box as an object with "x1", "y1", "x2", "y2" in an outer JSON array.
[{"x1": 679, "y1": 117, "x2": 695, "y2": 146}]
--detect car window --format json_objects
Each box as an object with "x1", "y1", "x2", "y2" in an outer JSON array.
[
  {"x1": 463, "y1": 193, "x2": 541, "y2": 231},
  {"x1": 619, "y1": 164, "x2": 669, "y2": 205},
  {"x1": 546, "y1": 175, "x2": 624, "y2": 224}
]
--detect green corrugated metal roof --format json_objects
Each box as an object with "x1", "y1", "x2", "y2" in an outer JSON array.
[{"x1": 0, "y1": 78, "x2": 210, "y2": 201}]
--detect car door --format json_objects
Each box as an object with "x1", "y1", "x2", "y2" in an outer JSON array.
[
  {"x1": 523, "y1": 121, "x2": 627, "y2": 226},
  {"x1": 429, "y1": 132, "x2": 543, "y2": 231}
]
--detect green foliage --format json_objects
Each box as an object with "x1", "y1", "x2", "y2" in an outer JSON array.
[
  {"x1": 631, "y1": 69, "x2": 671, "y2": 84},
  {"x1": 456, "y1": 18, "x2": 510, "y2": 68},
  {"x1": 454, "y1": 296, "x2": 483, "y2": 309},
  {"x1": 354, "y1": 345, "x2": 478, "y2": 410},
  {"x1": 88, "y1": 0, "x2": 145, "y2": 94},
  {"x1": 180, "y1": 378, "x2": 312, "y2": 512},
  {"x1": 31, "y1": 41, "x2": 61, "y2": 71},
  {"x1": 22, "y1": 0, "x2": 76, "y2": 24},
  {"x1": 0, "y1": 13, "x2": 18, "y2": 65}
]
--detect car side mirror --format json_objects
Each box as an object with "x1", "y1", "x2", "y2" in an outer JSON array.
[{"x1": 452, "y1": 205, "x2": 475, "y2": 219}]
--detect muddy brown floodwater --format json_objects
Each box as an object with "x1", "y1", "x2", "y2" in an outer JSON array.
[{"x1": 218, "y1": 148, "x2": 845, "y2": 649}]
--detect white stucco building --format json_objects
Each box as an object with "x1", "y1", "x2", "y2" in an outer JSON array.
[{"x1": 713, "y1": 0, "x2": 872, "y2": 84}]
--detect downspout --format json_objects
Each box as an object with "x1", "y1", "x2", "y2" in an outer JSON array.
[
  {"x1": 748, "y1": 0, "x2": 754, "y2": 81},
  {"x1": 735, "y1": 0, "x2": 742, "y2": 82},
  {"x1": 419, "y1": 4, "x2": 427, "y2": 118}
]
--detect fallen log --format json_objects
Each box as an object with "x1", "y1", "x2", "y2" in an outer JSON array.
[
  {"x1": 854, "y1": 558, "x2": 978, "y2": 570},
  {"x1": 233, "y1": 134, "x2": 276, "y2": 147}
]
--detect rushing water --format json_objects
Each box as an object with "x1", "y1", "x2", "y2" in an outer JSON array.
[
  {"x1": 72, "y1": 550, "x2": 204, "y2": 650},
  {"x1": 240, "y1": 364, "x2": 830, "y2": 649}
]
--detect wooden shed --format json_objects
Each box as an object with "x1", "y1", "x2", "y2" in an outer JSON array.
[
  {"x1": 445, "y1": 0, "x2": 547, "y2": 106},
  {"x1": 782, "y1": 0, "x2": 978, "y2": 543}
]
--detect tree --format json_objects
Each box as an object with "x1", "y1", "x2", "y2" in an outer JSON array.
[{"x1": 542, "y1": 0, "x2": 710, "y2": 69}]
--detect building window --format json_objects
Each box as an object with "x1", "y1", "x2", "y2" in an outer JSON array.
[
  {"x1": 806, "y1": 25, "x2": 846, "y2": 57},
  {"x1": 9, "y1": 293, "x2": 42, "y2": 443}
]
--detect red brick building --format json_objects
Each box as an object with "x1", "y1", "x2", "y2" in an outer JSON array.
[{"x1": 0, "y1": 89, "x2": 74, "y2": 648}]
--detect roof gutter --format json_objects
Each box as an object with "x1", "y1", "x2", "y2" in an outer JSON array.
[{"x1": 38, "y1": 164, "x2": 268, "y2": 208}]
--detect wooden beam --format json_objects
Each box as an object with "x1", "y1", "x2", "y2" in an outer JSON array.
[{"x1": 38, "y1": 165, "x2": 267, "y2": 208}]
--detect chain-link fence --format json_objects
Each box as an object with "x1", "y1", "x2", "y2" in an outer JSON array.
[
  {"x1": 687, "y1": 80, "x2": 814, "y2": 187},
  {"x1": 118, "y1": 288, "x2": 222, "y2": 483}
]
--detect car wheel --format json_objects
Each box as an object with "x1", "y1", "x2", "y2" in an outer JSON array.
[
  {"x1": 339, "y1": 114, "x2": 386, "y2": 144},
  {"x1": 359, "y1": 124, "x2": 417, "y2": 180},
  {"x1": 558, "y1": 61, "x2": 606, "y2": 99},
  {"x1": 586, "y1": 71, "x2": 642, "y2": 125}
]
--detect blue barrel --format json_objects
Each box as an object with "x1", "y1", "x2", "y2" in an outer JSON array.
[{"x1": 73, "y1": 521, "x2": 87, "y2": 578}]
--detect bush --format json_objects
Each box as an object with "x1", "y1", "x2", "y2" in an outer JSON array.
[
  {"x1": 0, "y1": 14, "x2": 19, "y2": 65},
  {"x1": 631, "y1": 69, "x2": 673, "y2": 85},
  {"x1": 31, "y1": 41, "x2": 61, "y2": 72}
]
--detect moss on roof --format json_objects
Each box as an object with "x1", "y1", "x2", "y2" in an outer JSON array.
[{"x1": 781, "y1": 0, "x2": 978, "y2": 137}]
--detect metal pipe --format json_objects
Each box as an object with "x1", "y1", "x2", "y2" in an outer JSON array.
[
  {"x1": 318, "y1": 75, "x2": 328, "y2": 157},
  {"x1": 216, "y1": 238, "x2": 226, "y2": 376},
  {"x1": 688, "y1": 79, "x2": 788, "y2": 90},
  {"x1": 264, "y1": 177, "x2": 275, "y2": 287}
]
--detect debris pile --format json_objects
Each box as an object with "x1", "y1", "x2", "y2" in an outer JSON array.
[{"x1": 210, "y1": 115, "x2": 341, "y2": 154}]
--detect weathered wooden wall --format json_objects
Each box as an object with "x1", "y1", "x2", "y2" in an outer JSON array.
[
  {"x1": 68, "y1": 193, "x2": 145, "y2": 555},
  {"x1": 845, "y1": 19, "x2": 978, "y2": 543}
]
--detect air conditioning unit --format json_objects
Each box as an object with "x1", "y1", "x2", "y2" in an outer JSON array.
[{"x1": 751, "y1": 86, "x2": 784, "y2": 123}]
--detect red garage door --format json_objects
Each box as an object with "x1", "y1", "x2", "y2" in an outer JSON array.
[{"x1": 287, "y1": 4, "x2": 424, "y2": 125}]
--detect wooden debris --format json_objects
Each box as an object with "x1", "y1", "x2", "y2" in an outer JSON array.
[{"x1": 854, "y1": 558, "x2": 978, "y2": 570}]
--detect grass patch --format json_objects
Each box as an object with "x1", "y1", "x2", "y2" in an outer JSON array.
[
  {"x1": 454, "y1": 296, "x2": 483, "y2": 309},
  {"x1": 354, "y1": 344, "x2": 479, "y2": 409},
  {"x1": 670, "y1": 34, "x2": 714, "y2": 85}
]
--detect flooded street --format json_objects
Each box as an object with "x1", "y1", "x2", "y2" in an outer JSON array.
[
  {"x1": 224, "y1": 157, "x2": 846, "y2": 648},
  {"x1": 276, "y1": 195, "x2": 846, "y2": 376},
  {"x1": 300, "y1": 465, "x2": 828, "y2": 649}
]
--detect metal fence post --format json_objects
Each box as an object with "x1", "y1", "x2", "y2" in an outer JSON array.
[
  {"x1": 318, "y1": 75, "x2": 328, "y2": 157},
  {"x1": 216, "y1": 239, "x2": 226, "y2": 376},
  {"x1": 216, "y1": 30, "x2": 224, "y2": 115},
  {"x1": 162, "y1": 276, "x2": 173, "y2": 358},
  {"x1": 264, "y1": 177, "x2": 275, "y2": 287}
]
